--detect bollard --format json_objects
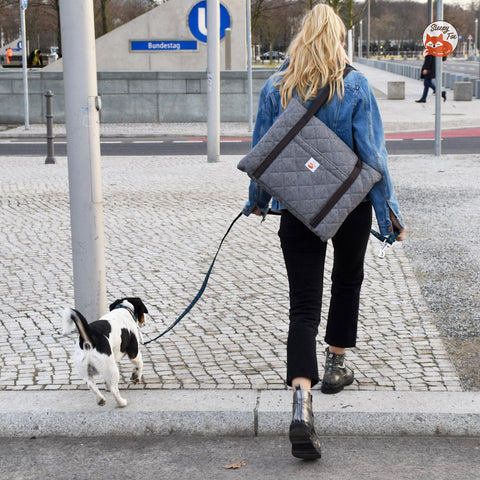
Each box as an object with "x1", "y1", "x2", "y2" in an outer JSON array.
[
  {"x1": 45, "y1": 90, "x2": 56, "y2": 164},
  {"x1": 225, "y1": 28, "x2": 232, "y2": 71}
]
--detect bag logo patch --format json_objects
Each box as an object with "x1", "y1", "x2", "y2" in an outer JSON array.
[{"x1": 305, "y1": 157, "x2": 320, "y2": 173}]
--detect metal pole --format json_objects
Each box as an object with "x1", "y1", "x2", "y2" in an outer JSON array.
[
  {"x1": 347, "y1": 29, "x2": 353, "y2": 62},
  {"x1": 434, "y1": 0, "x2": 443, "y2": 157},
  {"x1": 475, "y1": 18, "x2": 478, "y2": 56},
  {"x1": 359, "y1": 20, "x2": 363, "y2": 58},
  {"x1": 45, "y1": 90, "x2": 55, "y2": 164},
  {"x1": 246, "y1": 0, "x2": 253, "y2": 132},
  {"x1": 225, "y1": 28, "x2": 231, "y2": 70},
  {"x1": 59, "y1": 0, "x2": 107, "y2": 320},
  {"x1": 427, "y1": 0, "x2": 433, "y2": 24},
  {"x1": 367, "y1": 1, "x2": 371, "y2": 58},
  {"x1": 19, "y1": 0, "x2": 29, "y2": 129},
  {"x1": 352, "y1": 25, "x2": 355, "y2": 59},
  {"x1": 207, "y1": 0, "x2": 220, "y2": 163}
]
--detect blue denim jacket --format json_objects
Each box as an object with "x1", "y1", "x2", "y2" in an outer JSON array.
[{"x1": 242, "y1": 66, "x2": 405, "y2": 236}]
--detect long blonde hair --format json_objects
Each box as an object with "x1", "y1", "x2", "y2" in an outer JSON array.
[{"x1": 276, "y1": 4, "x2": 347, "y2": 108}]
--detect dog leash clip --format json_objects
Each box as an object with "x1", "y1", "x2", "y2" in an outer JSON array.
[
  {"x1": 371, "y1": 229, "x2": 398, "y2": 258},
  {"x1": 378, "y1": 239, "x2": 393, "y2": 258}
]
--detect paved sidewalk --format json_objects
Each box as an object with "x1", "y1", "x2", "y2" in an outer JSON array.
[
  {"x1": 0, "y1": 152, "x2": 463, "y2": 393},
  {"x1": 0, "y1": 62, "x2": 479, "y2": 438}
]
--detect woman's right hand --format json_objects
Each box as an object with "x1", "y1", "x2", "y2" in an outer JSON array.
[{"x1": 390, "y1": 211, "x2": 407, "y2": 241}]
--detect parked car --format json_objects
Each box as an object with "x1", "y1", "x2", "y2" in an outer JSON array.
[{"x1": 260, "y1": 51, "x2": 285, "y2": 61}]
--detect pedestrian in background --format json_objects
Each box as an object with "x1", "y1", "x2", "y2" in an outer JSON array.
[
  {"x1": 243, "y1": 3, "x2": 406, "y2": 461},
  {"x1": 416, "y1": 54, "x2": 446, "y2": 103},
  {"x1": 6, "y1": 47, "x2": 13, "y2": 65}
]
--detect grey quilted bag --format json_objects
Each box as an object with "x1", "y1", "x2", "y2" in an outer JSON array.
[{"x1": 238, "y1": 72, "x2": 382, "y2": 242}]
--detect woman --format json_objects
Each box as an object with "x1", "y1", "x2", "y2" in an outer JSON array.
[{"x1": 243, "y1": 4, "x2": 406, "y2": 460}]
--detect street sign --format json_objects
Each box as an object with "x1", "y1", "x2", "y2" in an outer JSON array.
[
  {"x1": 20, "y1": 0, "x2": 27, "y2": 9},
  {"x1": 188, "y1": 0, "x2": 231, "y2": 44},
  {"x1": 130, "y1": 40, "x2": 198, "y2": 51}
]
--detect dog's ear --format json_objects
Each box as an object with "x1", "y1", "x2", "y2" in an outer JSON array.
[
  {"x1": 109, "y1": 299, "x2": 123, "y2": 311},
  {"x1": 127, "y1": 297, "x2": 148, "y2": 319}
]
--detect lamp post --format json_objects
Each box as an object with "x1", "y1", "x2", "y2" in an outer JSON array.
[
  {"x1": 475, "y1": 18, "x2": 478, "y2": 56},
  {"x1": 359, "y1": 20, "x2": 363, "y2": 58},
  {"x1": 367, "y1": 0, "x2": 370, "y2": 58},
  {"x1": 59, "y1": 0, "x2": 107, "y2": 320},
  {"x1": 19, "y1": 0, "x2": 29, "y2": 129}
]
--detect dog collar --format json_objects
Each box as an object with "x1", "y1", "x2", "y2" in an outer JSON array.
[{"x1": 113, "y1": 304, "x2": 138, "y2": 322}]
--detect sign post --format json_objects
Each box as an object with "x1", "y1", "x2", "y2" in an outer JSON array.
[
  {"x1": 422, "y1": 14, "x2": 457, "y2": 156},
  {"x1": 19, "y1": 0, "x2": 29, "y2": 129},
  {"x1": 59, "y1": 0, "x2": 107, "y2": 321},
  {"x1": 246, "y1": 0, "x2": 253, "y2": 131},
  {"x1": 207, "y1": 0, "x2": 220, "y2": 163}
]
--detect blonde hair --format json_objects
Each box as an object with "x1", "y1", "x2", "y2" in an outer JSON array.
[{"x1": 275, "y1": 4, "x2": 347, "y2": 108}]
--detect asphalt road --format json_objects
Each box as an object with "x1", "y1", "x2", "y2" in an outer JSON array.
[
  {"x1": 1, "y1": 435, "x2": 479, "y2": 480},
  {"x1": 0, "y1": 135, "x2": 479, "y2": 156}
]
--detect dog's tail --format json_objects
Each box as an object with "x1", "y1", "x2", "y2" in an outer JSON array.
[{"x1": 62, "y1": 308, "x2": 93, "y2": 349}]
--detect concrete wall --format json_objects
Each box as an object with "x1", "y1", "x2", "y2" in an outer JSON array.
[
  {"x1": 45, "y1": 0, "x2": 246, "y2": 72},
  {"x1": 0, "y1": 70, "x2": 272, "y2": 124}
]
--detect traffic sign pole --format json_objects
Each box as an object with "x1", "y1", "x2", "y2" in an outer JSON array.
[
  {"x1": 434, "y1": 0, "x2": 443, "y2": 157},
  {"x1": 207, "y1": 0, "x2": 220, "y2": 163}
]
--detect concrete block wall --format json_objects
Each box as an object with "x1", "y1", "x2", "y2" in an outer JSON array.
[
  {"x1": 0, "y1": 70, "x2": 272, "y2": 124},
  {"x1": 356, "y1": 57, "x2": 480, "y2": 99}
]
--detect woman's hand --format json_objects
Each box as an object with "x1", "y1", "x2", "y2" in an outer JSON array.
[{"x1": 390, "y1": 211, "x2": 407, "y2": 241}]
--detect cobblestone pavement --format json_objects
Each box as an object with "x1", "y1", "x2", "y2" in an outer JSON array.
[{"x1": 0, "y1": 154, "x2": 462, "y2": 393}]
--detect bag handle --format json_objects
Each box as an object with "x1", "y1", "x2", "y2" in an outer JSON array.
[{"x1": 253, "y1": 65, "x2": 354, "y2": 179}]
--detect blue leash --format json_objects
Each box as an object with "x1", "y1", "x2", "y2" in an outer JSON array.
[
  {"x1": 370, "y1": 229, "x2": 399, "y2": 258},
  {"x1": 142, "y1": 213, "x2": 397, "y2": 345},
  {"x1": 143, "y1": 212, "x2": 243, "y2": 345}
]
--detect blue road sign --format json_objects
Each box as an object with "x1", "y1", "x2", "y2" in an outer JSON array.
[
  {"x1": 130, "y1": 40, "x2": 198, "y2": 51},
  {"x1": 188, "y1": 1, "x2": 231, "y2": 44},
  {"x1": 21, "y1": 0, "x2": 28, "y2": 9}
]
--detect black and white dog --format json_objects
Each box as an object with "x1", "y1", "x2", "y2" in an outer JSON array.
[{"x1": 62, "y1": 297, "x2": 149, "y2": 407}]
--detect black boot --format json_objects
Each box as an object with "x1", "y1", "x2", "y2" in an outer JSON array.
[
  {"x1": 289, "y1": 385, "x2": 322, "y2": 460},
  {"x1": 415, "y1": 98, "x2": 426, "y2": 103},
  {"x1": 442, "y1": 91, "x2": 447, "y2": 102},
  {"x1": 321, "y1": 348, "x2": 354, "y2": 394}
]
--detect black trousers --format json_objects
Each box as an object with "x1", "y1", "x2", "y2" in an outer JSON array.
[{"x1": 278, "y1": 201, "x2": 372, "y2": 387}]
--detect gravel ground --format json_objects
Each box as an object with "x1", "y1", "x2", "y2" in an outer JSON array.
[{"x1": 388, "y1": 154, "x2": 480, "y2": 390}]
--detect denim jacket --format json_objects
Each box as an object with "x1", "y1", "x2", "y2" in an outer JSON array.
[{"x1": 242, "y1": 66, "x2": 405, "y2": 237}]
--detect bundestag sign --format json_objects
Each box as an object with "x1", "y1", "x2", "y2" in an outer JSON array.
[
  {"x1": 130, "y1": 41, "x2": 198, "y2": 51},
  {"x1": 130, "y1": 1, "x2": 231, "y2": 52}
]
